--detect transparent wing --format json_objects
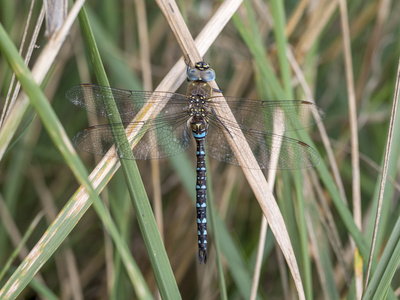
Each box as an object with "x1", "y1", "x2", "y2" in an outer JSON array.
[
  {"x1": 206, "y1": 114, "x2": 320, "y2": 169},
  {"x1": 67, "y1": 84, "x2": 323, "y2": 168},
  {"x1": 67, "y1": 84, "x2": 193, "y2": 159},
  {"x1": 66, "y1": 84, "x2": 188, "y2": 122},
  {"x1": 72, "y1": 116, "x2": 192, "y2": 160},
  {"x1": 209, "y1": 96, "x2": 325, "y2": 132},
  {"x1": 66, "y1": 85, "x2": 325, "y2": 131}
]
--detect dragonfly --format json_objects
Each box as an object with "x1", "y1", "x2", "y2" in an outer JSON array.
[{"x1": 66, "y1": 61, "x2": 325, "y2": 264}]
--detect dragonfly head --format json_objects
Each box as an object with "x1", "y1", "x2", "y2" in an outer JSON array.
[
  {"x1": 195, "y1": 61, "x2": 210, "y2": 71},
  {"x1": 187, "y1": 61, "x2": 216, "y2": 82}
]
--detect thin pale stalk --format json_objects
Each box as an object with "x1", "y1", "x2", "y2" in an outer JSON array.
[
  {"x1": 250, "y1": 217, "x2": 268, "y2": 300},
  {"x1": 338, "y1": 0, "x2": 362, "y2": 297}
]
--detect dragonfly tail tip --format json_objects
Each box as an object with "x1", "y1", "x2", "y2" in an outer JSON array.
[{"x1": 198, "y1": 250, "x2": 207, "y2": 264}]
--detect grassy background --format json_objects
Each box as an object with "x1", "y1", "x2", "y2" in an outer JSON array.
[{"x1": 1, "y1": 0, "x2": 400, "y2": 299}]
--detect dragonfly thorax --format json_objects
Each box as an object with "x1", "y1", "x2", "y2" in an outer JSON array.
[
  {"x1": 188, "y1": 93, "x2": 211, "y2": 117},
  {"x1": 187, "y1": 82, "x2": 213, "y2": 98}
]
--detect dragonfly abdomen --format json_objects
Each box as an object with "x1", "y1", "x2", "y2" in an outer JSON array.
[
  {"x1": 190, "y1": 114, "x2": 209, "y2": 264},
  {"x1": 195, "y1": 137, "x2": 207, "y2": 264}
]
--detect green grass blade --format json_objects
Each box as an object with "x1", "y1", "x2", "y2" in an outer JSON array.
[
  {"x1": 77, "y1": 6, "x2": 180, "y2": 299},
  {"x1": 363, "y1": 218, "x2": 400, "y2": 300}
]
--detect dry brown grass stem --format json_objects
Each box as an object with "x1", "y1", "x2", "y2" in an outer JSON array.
[
  {"x1": 338, "y1": 0, "x2": 362, "y2": 297},
  {"x1": 155, "y1": 0, "x2": 306, "y2": 298}
]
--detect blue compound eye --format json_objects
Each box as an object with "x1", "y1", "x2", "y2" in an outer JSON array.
[
  {"x1": 200, "y1": 69, "x2": 216, "y2": 82},
  {"x1": 187, "y1": 68, "x2": 201, "y2": 81}
]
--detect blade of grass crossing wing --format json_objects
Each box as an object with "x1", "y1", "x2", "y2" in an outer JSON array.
[{"x1": 77, "y1": 6, "x2": 180, "y2": 299}]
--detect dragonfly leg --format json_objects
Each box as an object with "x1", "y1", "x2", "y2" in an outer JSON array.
[{"x1": 212, "y1": 84, "x2": 223, "y2": 93}]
